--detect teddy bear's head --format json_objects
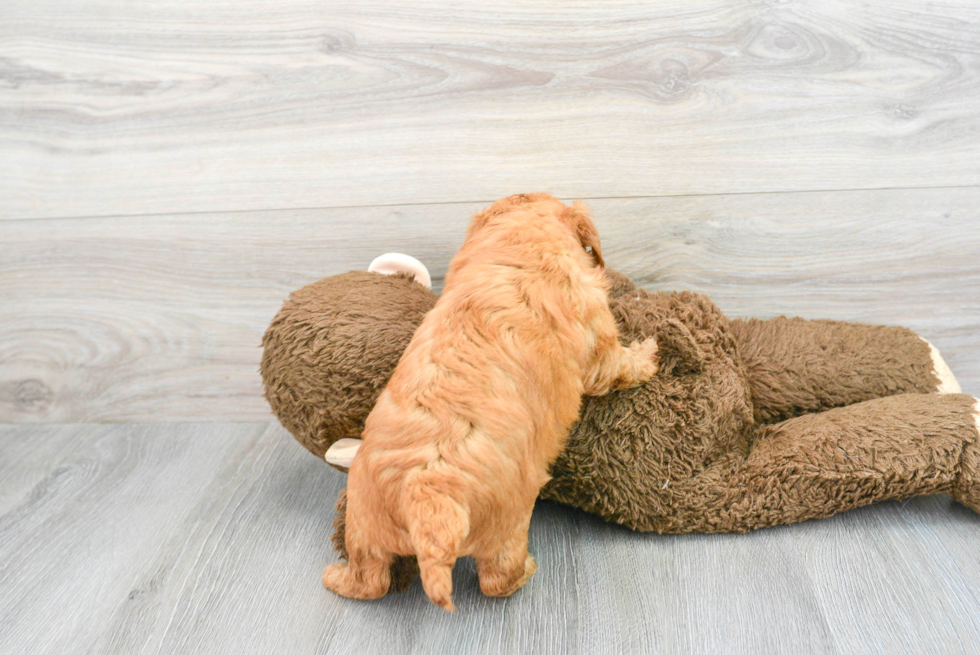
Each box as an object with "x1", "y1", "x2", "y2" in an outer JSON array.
[{"x1": 260, "y1": 256, "x2": 436, "y2": 471}]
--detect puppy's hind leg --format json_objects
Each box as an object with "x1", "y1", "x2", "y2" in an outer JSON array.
[
  {"x1": 322, "y1": 553, "x2": 391, "y2": 600},
  {"x1": 322, "y1": 511, "x2": 392, "y2": 601},
  {"x1": 476, "y1": 524, "x2": 537, "y2": 598}
]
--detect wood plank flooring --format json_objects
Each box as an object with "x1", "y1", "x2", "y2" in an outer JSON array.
[{"x1": 1, "y1": 423, "x2": 979, "y2": 655}]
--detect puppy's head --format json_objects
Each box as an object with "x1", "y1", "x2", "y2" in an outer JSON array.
[{"x1": 468, "y1": 194, "x2": 604, "y2": 268}]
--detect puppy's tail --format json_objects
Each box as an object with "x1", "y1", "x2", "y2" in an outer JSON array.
[{"x1": 406, "y1": 481, "x2": 469, "y2": 612}]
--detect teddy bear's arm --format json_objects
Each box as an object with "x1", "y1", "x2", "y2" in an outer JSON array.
[
  {"x1": 710, "y1": 393, "x2": 980, "y2": 532},
  {"x1": 729, "y1": 317, "x2": 957, "y2": 424}
]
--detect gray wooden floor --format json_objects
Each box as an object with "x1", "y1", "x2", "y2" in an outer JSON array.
[
  {"x1": 2, "y1": 0, "x2": 980, "y2": 653},
  {"x1": 3, "y1": 423, "x2": 980, "y2": 655}
]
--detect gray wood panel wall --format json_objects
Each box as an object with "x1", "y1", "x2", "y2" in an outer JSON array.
[
  {"x1": 2, "y1": 190, "x2": 978, "y2": 422},
  {"x1": 3, "y1": 1, "x2": 980, "y2": 219}
]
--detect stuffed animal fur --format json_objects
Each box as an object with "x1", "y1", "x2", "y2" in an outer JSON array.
[{"x1": 262, "y1": 251, "x2": 979, "y2": 594}]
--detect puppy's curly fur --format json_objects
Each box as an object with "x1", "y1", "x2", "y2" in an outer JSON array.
[{"x1": 322, "y1": 194, "x2": 659, "y2": 611}]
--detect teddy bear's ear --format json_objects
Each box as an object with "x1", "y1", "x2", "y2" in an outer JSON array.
[
  {"x1": 368, "y1": 253, "x2": 432, "y2": 289},
  {"x1": 656, "y1": 318, "x2": 704, "y2": 375}
]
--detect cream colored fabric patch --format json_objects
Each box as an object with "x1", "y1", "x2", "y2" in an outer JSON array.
[
  {"x1": 325, "y1": 438, "x2": 362, "y2": 469},
  {"x1": 368, "y1": 253, "x2": 432, "y2": 289},
  {"x1": 921, "y1": 338, "x2": 961, "y2": 394}
]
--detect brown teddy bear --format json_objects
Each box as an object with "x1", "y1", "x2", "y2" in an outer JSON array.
[{"x1": 261, "y1": 252, "x2": 979, "y2": 593}]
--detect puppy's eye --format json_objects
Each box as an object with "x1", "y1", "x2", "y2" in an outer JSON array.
[{"x1": 585, "y1": 246, "x2": 593, "y2": 254}]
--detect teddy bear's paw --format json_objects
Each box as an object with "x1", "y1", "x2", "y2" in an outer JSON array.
[
  {"x1": 921, "y1": 338, "x2": 962, "y2": 394},
  {"x1": 952, "y1": 397, "x2": 980, "y2": 515},
  {"x1": 325, "y1": 438, "x2": 362, "y2": 469}
]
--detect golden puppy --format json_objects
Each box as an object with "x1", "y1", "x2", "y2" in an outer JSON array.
[{"x1": 322, "y1": 193, "x2": 659, "y2": 611}]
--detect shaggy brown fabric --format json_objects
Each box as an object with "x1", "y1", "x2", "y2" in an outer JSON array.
[
  {"x1": 723, "y1": 393, "x2": 980, "y2": 532},
  {"x1": 729, "y1": 317, "x2": 941, "y2": 423},
  {"x1": 261, "y1": 268, "x2": 979, "y2": 590},
  {"x1": 261, "y1": 271, "x2": 435, "y2": 469},
  {"x1": 540, "y1": 270, "x2": 756, "y2": 532}
]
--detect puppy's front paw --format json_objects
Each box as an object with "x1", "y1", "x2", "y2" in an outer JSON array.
[{"x1": 629, "y1": 337, "x2": 660, "y2": 382}]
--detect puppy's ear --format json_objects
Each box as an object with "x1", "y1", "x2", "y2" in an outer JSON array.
[{"x1": 569, "y1": 201, "x2": 604, "y2": 267}]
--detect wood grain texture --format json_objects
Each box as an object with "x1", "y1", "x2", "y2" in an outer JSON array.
[
  {"x1": 3, "y1": 0, "x2": 980, "y2": 219},
  {"x1": 1, "y1": 423, "x2": 979, "y2": 654},
  {"x1": 1, "y1": 187, "x2": 978, "y2": 423}
]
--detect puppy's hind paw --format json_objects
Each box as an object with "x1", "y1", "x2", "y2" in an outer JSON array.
[
  {"x1": 322, "y1": 561, "x2": 390, "y2": 600},
  {"x1": 478, "y1": 554, "x2": 537, "y2": 598},
  {"x1": 322, "y1": 562, "x2": 351, "y2": 594}
]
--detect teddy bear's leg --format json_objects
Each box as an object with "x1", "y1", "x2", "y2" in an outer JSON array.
[
  {"x1": 952, "y1": 397, "x2": 980, "y2": 513},
  {"x1": 716, "y1": 393, "x2": 980, "y2": 531},
  {"x1": 330, "y1": 488, "x2": 420, "y2": 593},
  {"x1": 729, "y1": 317, "x2": 958, "y2": 423},
  {"x1": 476, "y1": 521, "x2": 538, "y2": 598}
]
